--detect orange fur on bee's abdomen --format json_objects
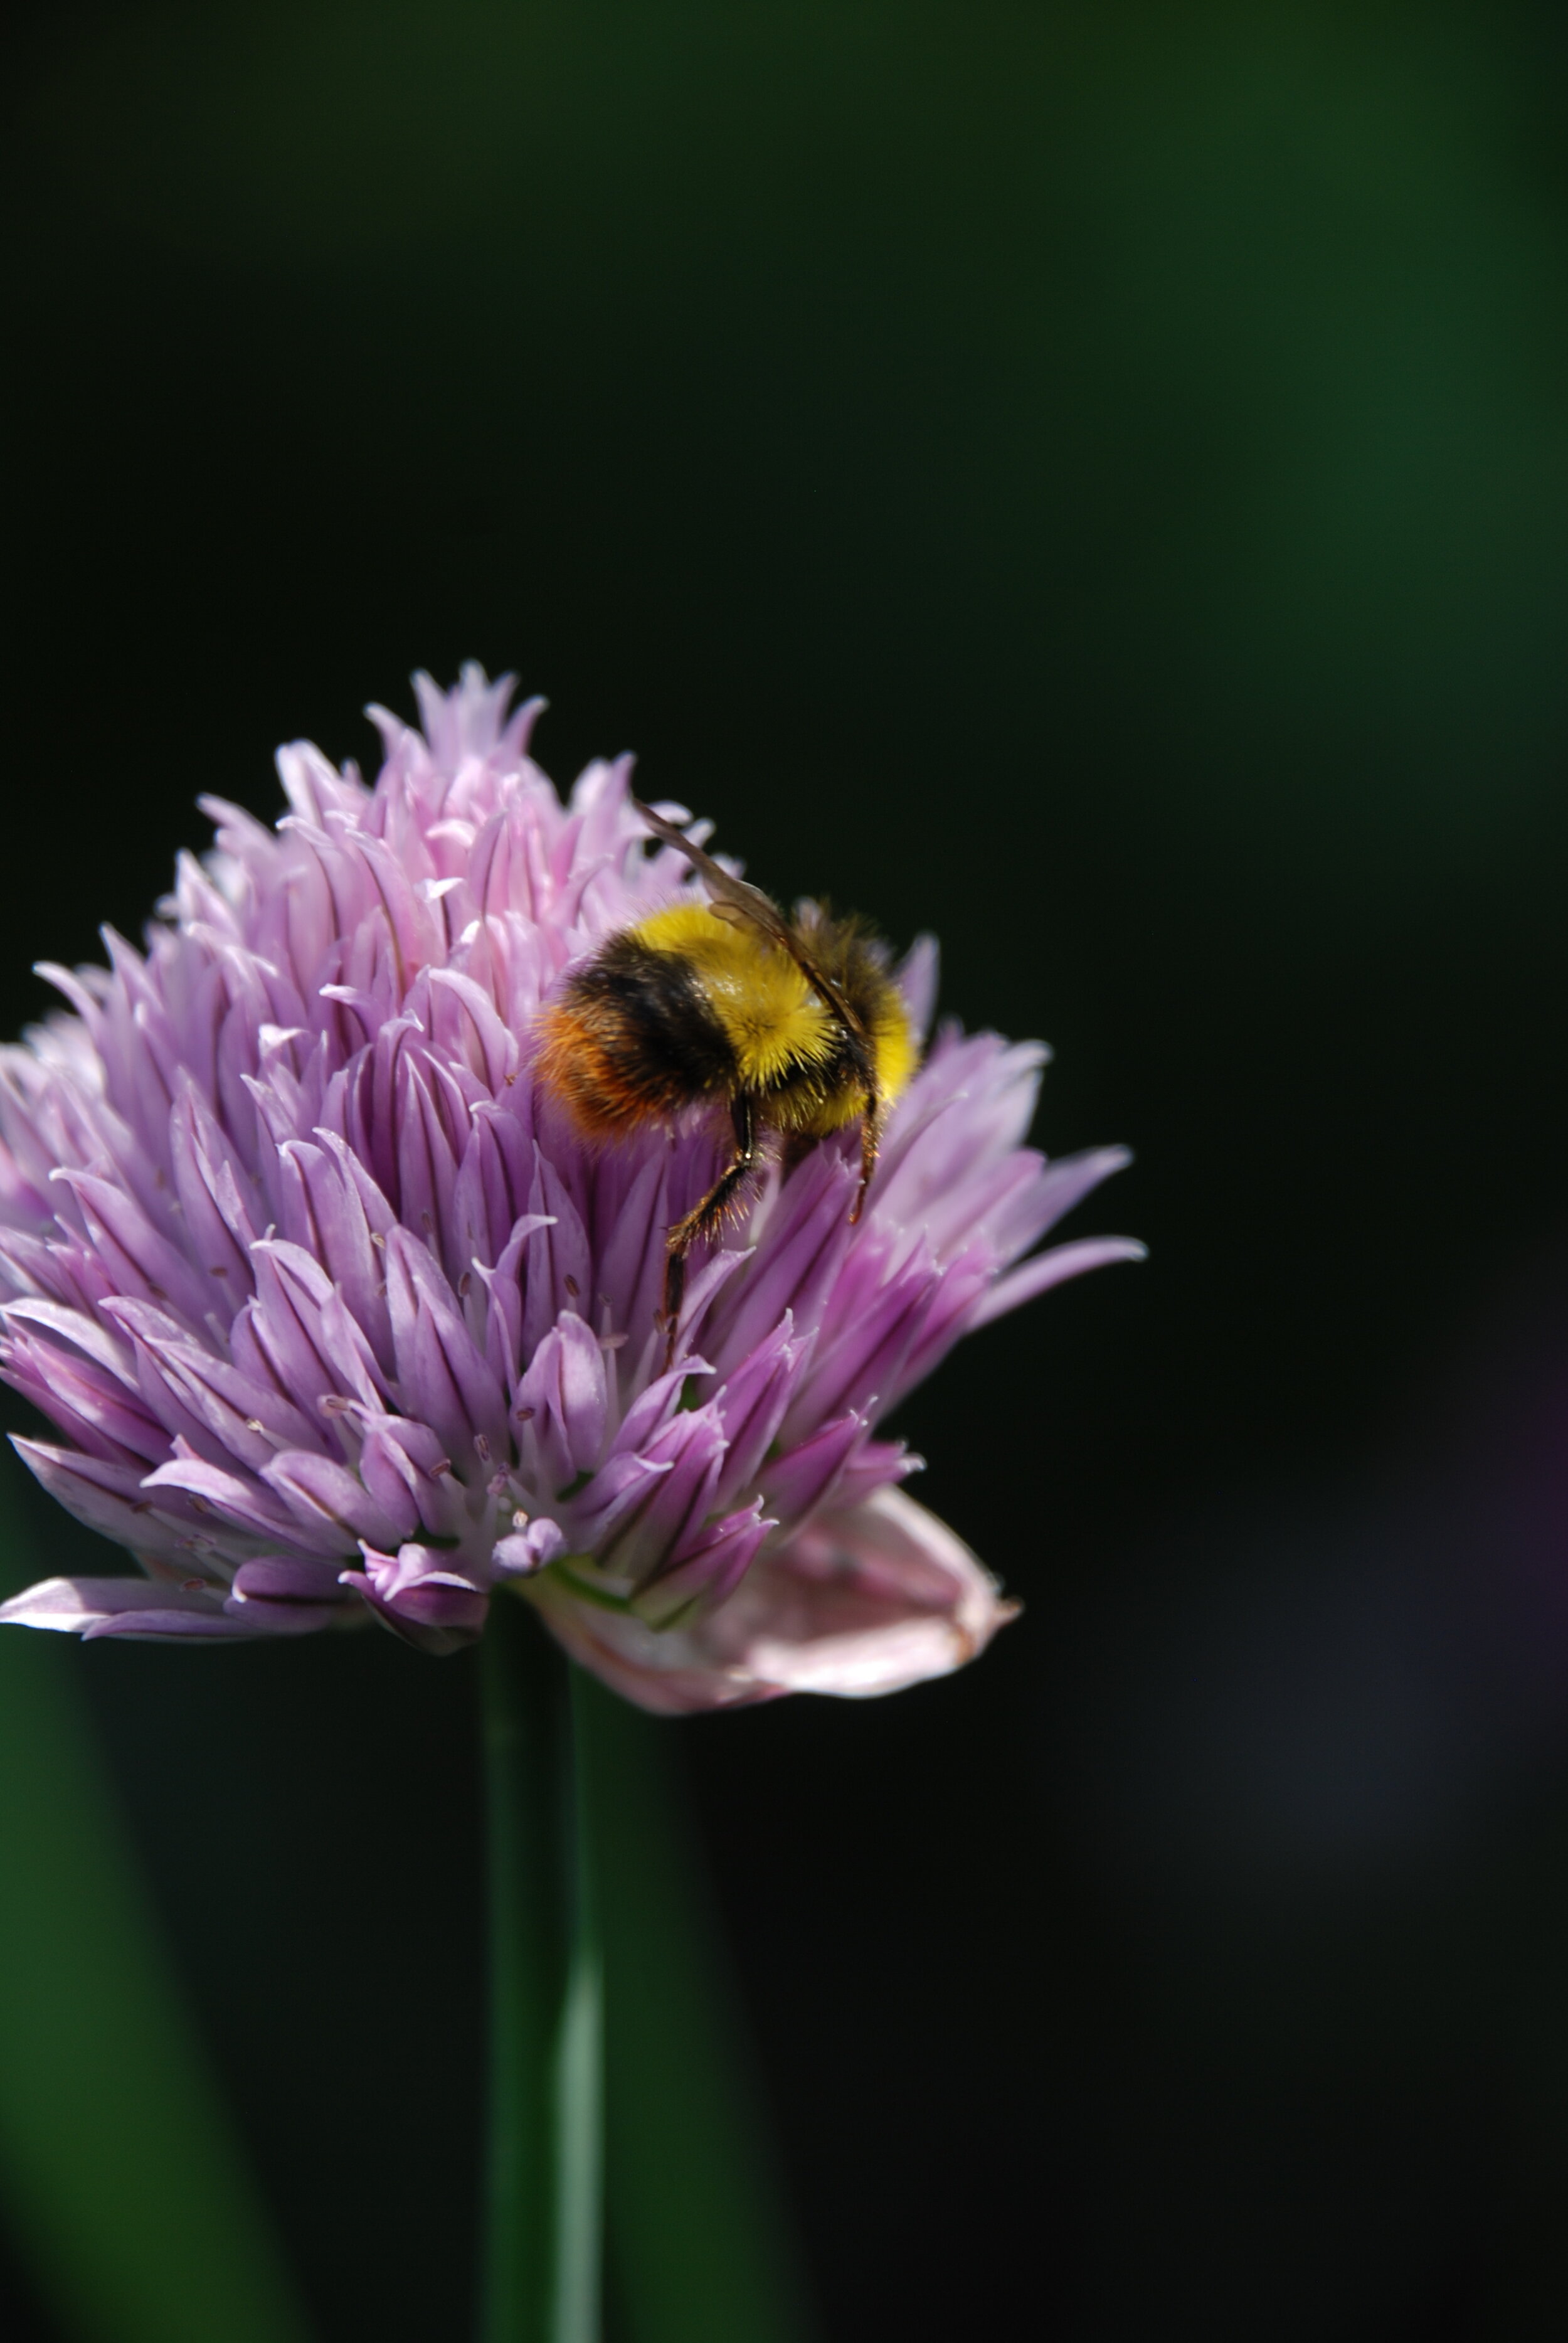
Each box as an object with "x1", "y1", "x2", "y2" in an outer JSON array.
[
  {"x1": 533, "y1": 932, "x2": 741, "y2": 1138},
  {"x1": 532, "y1": 1001, "x2": 635, "y2": 1136},
  {"x1": 533, "y1": 1001, "x2": 682, "y2": 1137}
]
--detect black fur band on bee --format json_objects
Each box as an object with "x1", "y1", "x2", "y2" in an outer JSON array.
[{"x1": 551, "y1": 933, "x2": 738, "y2": 1122}]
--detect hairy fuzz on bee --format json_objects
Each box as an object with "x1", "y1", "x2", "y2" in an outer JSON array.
[{"x1": 535, "y1": 804, "x2": 918, "y2": 1361}]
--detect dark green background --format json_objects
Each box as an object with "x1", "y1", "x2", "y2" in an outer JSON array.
[{"x1": 8, "y1": 3, "x2": 1568, "y2": 2335}]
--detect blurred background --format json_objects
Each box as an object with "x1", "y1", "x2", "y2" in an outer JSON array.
[{"x1": 7, "y1": 1, "x2": 1568, "y2": 2335}]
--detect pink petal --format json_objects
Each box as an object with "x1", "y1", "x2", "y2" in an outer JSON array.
[
  {"x1": 0, "y1": 1575, "x2": 246, "y2": 1640},
  {"x1": 528, "y1": 1487, "x2": 1015, "y2": 1711},
  {"x1": 968, "y1": 1233, "x2": 1147, "y2": 1329},
  {"x1": 715, "y1": 1487, "x2": 1017, "y2": 1696}
]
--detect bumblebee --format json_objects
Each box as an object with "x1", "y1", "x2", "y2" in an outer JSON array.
[{"x1": 535, "y1": 797, "x2": 918, "y2": 1356}]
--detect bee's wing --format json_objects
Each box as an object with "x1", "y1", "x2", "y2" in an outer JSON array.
[
  {"x1": 631, "y1": 795, "x2": 871, "y2": 1048},
  {"x1": 631, "y1": 796, "x2": 798, "y2": 953}
]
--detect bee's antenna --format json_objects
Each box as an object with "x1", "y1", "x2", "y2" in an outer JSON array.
[
  {"x1": 630, "y1": 795, "x2": 871, "y2": 1057},
  {"x1": 630, "y1": 795, "x2": 778, "y2": 932}
]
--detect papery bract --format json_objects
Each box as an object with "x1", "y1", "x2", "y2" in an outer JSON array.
[{"x1": 0, "y1": 668, "x2": 1140, "y2": 1708}]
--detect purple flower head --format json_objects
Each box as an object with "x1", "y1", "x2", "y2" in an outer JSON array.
[{"x1": 0, "y1": 668, "x2": 1141, "y2": 1710}]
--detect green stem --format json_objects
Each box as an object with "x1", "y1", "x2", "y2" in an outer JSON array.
[
  {"x1": 578, "y1": 1676, "x2": 818, "y2": 2343},
  {"x1": 479, "y1": 1596, "x2": 601, "y2": 2343}
]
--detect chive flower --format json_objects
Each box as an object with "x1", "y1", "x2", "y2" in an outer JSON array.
[{"x1": 0, "y1": 669, "x2": 1139, "y2": 1709}]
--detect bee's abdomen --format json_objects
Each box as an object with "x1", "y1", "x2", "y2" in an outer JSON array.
[{"x1": 535, "y1": 936, "x2": 738, "y2": 1134}]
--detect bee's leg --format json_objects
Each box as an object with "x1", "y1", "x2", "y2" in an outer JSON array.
[
  {"x1": 661, "y1": 1093, "x2": 760, "y2": 1368},
  {"x1": 849, "y1": 1091, "x2": 883, "y2": 1226}
]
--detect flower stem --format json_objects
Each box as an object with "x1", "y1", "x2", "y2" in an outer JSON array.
[
  {"x1": 480, "y1": 1596, "x2": 601, "y2": 2343},
  {"x1": 578, "y1": 1676, "x2": 818, "y2": 2343}
]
